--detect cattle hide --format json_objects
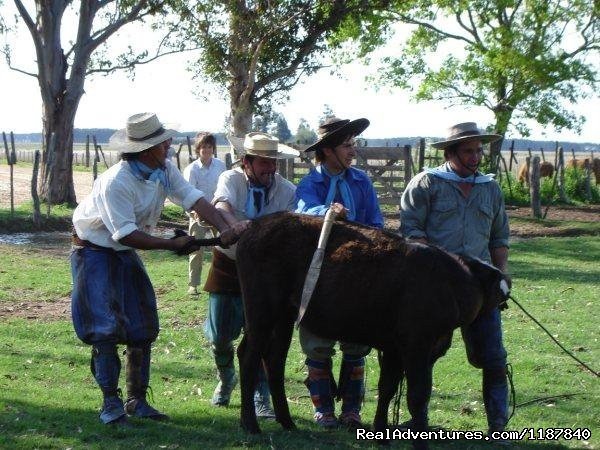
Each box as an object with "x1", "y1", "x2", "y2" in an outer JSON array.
[
  {"x1": 566, "y1": 158, "x2": 600, "y2": 184},
  {"x1": 235, "y1": 212, "x2": 508, "y2": 448},
  {"x1": 517, "y1": 161, "x2": 554, "y2": 184}
]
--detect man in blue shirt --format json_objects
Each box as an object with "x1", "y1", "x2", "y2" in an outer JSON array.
[{"x1": 296, "y1": 117, "x2": 383, "y2": 429}]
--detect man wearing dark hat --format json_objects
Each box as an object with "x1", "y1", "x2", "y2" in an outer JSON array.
[
  {"x1": 203, "y1": 132, "x2": 297, "y2": 417},
  {"x1": 71, "y1": 112, "x2": 245, "y2": 425},
  {"x1": 295, "y1": 117, "x2": 383, "y2": 429},
  {"x1": 400, "y1": 122, "x2": 510, "y2": 435}
]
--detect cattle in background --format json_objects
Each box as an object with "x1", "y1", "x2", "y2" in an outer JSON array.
[
  {"x1": 517, "y1": 160, "x2": 554, "y2": 184},
  {"x1": 235, "y1": 212, "x2": 509, "y2": 449},
  {"x1": 566, "y1": 158, "x2": 600, "y2": 184}
]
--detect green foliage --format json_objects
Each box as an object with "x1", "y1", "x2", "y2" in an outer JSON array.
[
  {"x1": 0, "y1": 202, "x2": 74, "y2": 233},
  {"x1": 563, "y1": 167, "x2": 600, "y2": 203},
  {"x1": 378, "y1": 0, "x2": 599, "y2": 137},
  {"x1": 0, "y1": 235, "x2": 599, "y2": 448},
  {"x1": 169, "y1": 0, "x2": 391, "y2": 128},
  {"x1": 294, "y1": 118, "x2": 317, "y2": 145},
  {"x1": 500, "y1": 168, "x2": 600, "y2": 206}
]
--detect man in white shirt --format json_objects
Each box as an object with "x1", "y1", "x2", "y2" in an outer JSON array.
[
  {"x1": 203, "y1": 132, "x2": 297, "y2": 418},
  {"x1": 71, "y1": 112, "x2": 246, "y2": 426},
  {"x1": 182, "y1": 132, "x2": 226, "y2": 295}
]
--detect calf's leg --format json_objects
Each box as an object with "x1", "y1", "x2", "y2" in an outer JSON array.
[
  {"x1": 373, "y1": 349, "x2": 403, "y2": 435},
  {"x1": 402, "y1": 342, "x2": 434, "y2": 450},
  {"x1": 238, "y1": 333, "x2": 263, "y2": 434},
  {"x1": 262, "y1": 318, "x2": 296, "y2": 430}
]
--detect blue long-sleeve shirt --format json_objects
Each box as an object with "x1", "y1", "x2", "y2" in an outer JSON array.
[{"x1": 295, "y1": 165, "x2": 384, "y2": 228}]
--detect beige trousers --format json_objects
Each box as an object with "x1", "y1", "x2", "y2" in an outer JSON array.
[{"x1": 188, "y1": 218, "x2": 215, "y2": 287}]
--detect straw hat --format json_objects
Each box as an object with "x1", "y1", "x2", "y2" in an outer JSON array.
[
  {"x1": 227, "y1": 132, "x2": 299, "y2": 159},
  {"x1": 432, "y1": 122, "x2": 501, "y2": 149},
  {"x1": 109, "y1": 112, "x2": 178, "y2": 154},
  {"x1": 304, "y1": 117, "x2": 370, "y2": 153}
]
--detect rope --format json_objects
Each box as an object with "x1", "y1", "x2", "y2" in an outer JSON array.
[
  {"x1": 509, "y1": 294, "x2": 599, "y2": 377},
  {"x1": 506, "y1": 363, "x2": 516, "y2": 424}
]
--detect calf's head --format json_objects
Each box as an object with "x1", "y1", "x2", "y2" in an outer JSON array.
[{"x1": 461, "y1": 256, "x2": 511, "y2": 314}]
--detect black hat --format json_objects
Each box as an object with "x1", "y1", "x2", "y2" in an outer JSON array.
[{"x1": 304, "y1": 117, "x2": 370, "y2": 153}]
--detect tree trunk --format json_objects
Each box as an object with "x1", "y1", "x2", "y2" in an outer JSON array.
[
  {"x1": 40, "y1": 104, "x2": 78, "y2": 206},
  {"x1": 230, "y1": 95, "x2": 253, "y2": 137}
]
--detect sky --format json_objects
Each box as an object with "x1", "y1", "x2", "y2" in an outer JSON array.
[{"x1": 1, "y1": 5, "x2": 599, "y2": 144}]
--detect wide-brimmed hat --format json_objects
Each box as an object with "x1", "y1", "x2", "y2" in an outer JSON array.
[
  {"x1": 110, "y1": 112, "x2": 178, "y2": 154},
  {"x1": 304, "y1": 117, "x2": 370, "y2": 153},
  {"x1": 227, "y1": 132, "x2": 299, "y2": 159},
  {"x1": 432, "y1": 122, "x2": 501, "y2": 149}
]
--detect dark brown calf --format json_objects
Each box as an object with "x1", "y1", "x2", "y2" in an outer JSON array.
[{"x1": 235, "y1": 212, "x2": 508, "y2": 448}]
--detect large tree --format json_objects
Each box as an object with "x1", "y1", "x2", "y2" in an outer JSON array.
[
  {"x1": 1, "y1": 1, "x2": 182, "y2": 205},
  {"x1": 172, "y1": 0, "x2": 389, "y2": 137},
  {"x1": 369, "y1": 0, "x2": 599, "y2": 167}
]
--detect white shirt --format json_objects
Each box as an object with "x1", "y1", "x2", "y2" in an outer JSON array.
[
  {"x1": 183, "y1": 157, "x2": 226, "y2": 202},
  {"x1": 73, "y1": 160, "x2": 204, "y2": 250},
  {"x1": 213, "y1": 167, "x2": 296, "y2": 259}
]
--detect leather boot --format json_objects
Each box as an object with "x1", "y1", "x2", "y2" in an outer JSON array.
[
  {"x1": 254, "y1": 365, "x2": 275, "y2": 419},
  {"x1": 124, "y1": 344, "x2": 169, "y2": 421},
  {"x1": 211, "y1": 345, "x2": 238, "y2": 406},
  {"x1": 483, "y1": 366, "x2": 509, "y2": 434},
  {"x1": 90, "y1": 343, "x2": 126, "y2": 425},
  {"x1": 305, "y1": 358, "x2": 338, "y2": 428},
  {"x1": 337, "y1": 354, "x2": 365, "y2": 429}
]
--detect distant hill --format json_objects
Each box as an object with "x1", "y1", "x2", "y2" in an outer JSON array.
[{"x1": 8, "y1": 129, "x2": 599, "y2": 153}]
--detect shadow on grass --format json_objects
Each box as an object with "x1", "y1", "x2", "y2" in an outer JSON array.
[
  {"x1": 0, "y1": 398, "x2": 580, "y2": 449},
  {"x1": 511, "y1": 260, "x2": 600, "y2": 284}
]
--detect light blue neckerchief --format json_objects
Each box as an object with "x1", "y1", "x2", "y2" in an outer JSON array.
[
  {"x1": 245, "y1": 185, "x2": 268, "y2": 219},
  {"x1": 425, "y1": 163, "x2": 495, "y2": 184},
  {"x1": 130, "y1": 160, "x2": 170, "y2": 191},
  {"x1": 322, "y1": 165, "x2": 356, "y2": 221}
]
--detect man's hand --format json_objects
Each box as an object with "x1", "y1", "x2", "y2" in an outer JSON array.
[
  {"x1": 219, "y1": 220, "x2": 252, "y2": 247},
  {"x1": 330, "y1": 202, "x2": 348, "y2": 219},
  {"x1": 171, "y1": 235, "x2": 199, "y2": 255}
]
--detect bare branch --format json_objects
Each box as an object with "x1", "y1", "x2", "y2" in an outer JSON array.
[
  {"x1": 85, "y1": 46, "x2": 200, "y2": 75},
  {"x1": 391, "y1": 11, "x2": 475, "y2": 46}
]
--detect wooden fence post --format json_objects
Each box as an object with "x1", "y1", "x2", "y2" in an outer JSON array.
[
  {"x1": 186, "y1": 136, "x2": 193, "y2": 164},
  {"x1": 508, "y1": 140, "x2": 515, "y2": 171},
  {"x1": 418, "y1": 138, "x2": 425, "y2": 172},
  {"x1": 557, "y1": 147, "x2": 567, "y2": 202},
  {"x1": 403, "y1": 145, "x2": 412, "y2": 184},
  {"x1": 31, "y1": 150, "x2": 42, "y2": 227},
  {"x1": 571, "y1": 148, "x2": 576, "y2": 161},
  {"x1": 540, "y1": 147, "x2": 545, "y2": 162},
  {"x1": 2, "y1": 132, "x2": 15, "y2": 214},
  {"x1": 529, "y1": 156, "x2": 541, "y2": 218},
  {"x1": 583, "y1": 159, "x2": 592, "y2": 202},
  {"x1": 176, "y1": 143, "x2": 184, "y2": 171},
  {"x1": 93, "y1": 157, "x2": 98, "y2": 181},
  {"x1": 225, "y1": 152, "x2": 232, "y2": 169},
  {"x1": 85, "y1": 134, "x2": 90, "y2": 167},
  {"x1": 46, "y1": 133, "x2": 56, "y2": 217}
]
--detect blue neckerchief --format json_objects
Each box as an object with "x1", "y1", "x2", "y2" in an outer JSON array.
[
  {"x1": 245, "y1": 185, "x2": 268, "y2": 219},
  {"x1": 322, "y1": 165, "x2": 356, "y2": 220},
  {"x1": 425, "y1": 163, "x2": 494, "y2": 184},
  {"x1": 131, "y1": 160, "x2": 170, "y2": 191}
]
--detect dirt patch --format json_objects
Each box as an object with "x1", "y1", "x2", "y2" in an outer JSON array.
[
  {"x1": 0, "y1": 165, "x2": 94, "y2": 208},
  {"x1": 0, "y1": 297, "x2": 70, "y2": 321},
  {"x1": 385, "y1": 204, "x2": 599, "y2": 238}
]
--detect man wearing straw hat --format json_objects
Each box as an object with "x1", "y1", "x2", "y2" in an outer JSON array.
[
  {"x1": 400, "y1": 121, "x2": 510, "y2": 435},
  {"x1": 203, "y1": 131, "x2": 297, "y2": 417},
  {"x1": 295, "y1": 117, "x2": 383, "y2": 429},
  {"x1": 71, "y1": 112, "x2": 246, "y2": 425}
]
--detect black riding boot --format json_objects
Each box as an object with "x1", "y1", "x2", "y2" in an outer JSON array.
[{"x1": 124, "y1": 343, "x2": 169, "y2": 421}]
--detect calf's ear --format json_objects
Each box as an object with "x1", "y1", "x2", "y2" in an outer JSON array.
[{"x1": 461, "y1": 256, "x2": 509, "y2": 310}]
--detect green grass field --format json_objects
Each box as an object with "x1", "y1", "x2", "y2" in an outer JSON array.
[{"x1": 0, "y1": 235, "x2": 598, "y2": 449}]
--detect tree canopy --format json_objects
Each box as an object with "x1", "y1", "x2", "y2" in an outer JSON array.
[
  {"x1": 170, "y1": 0, "x2": 390, "y2": 136},
  {"x1": 374, "y1": 0, "x2": 599, "y2": 140}
]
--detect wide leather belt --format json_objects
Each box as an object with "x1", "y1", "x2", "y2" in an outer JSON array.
[{"x1": 72, "y1": 234, "x2": 111, "y2": 250}]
